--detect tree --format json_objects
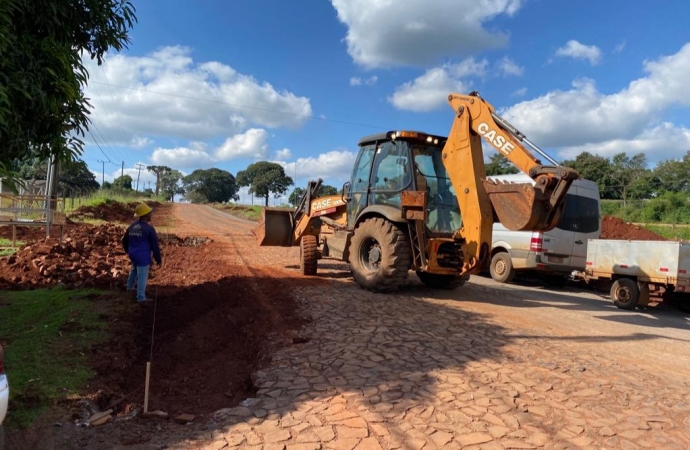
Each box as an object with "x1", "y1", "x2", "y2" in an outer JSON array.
[
  {"x1": 288, "y1": 184, "x2": 339, "y2": 206},
  {"x1": 289, "y1": 187, "x2": 305, "y2": 207},
  {"x1": 609, "y1": 152, "x2": 649, "y2": 206},
  {"x1": 102, "y1": 181, "x2": 113, "y2": 189},
  {"x1": 236, "y1": 162, "x2": 293, "y2": 207},
  {"x1": 485, "y1": 153, "x2": 519, "y2": 176},
  {"x1": 160, "y1": 170, "x2": 185, "y2": 202},
  {"x1": 113, "y1": 174, "x2": 133, "y2": 191},
  {"x1": 652, "y1": 151, "x2": 690, "y2": 193},
  {"x1": 182, "y1": 168, "x2": 239, "y2": 203},
  {"x1": 561, "y1": 152, "x2": 617, "y2": 199},
  {"x1": 13, "y1": 157, "x2": 99, "y2": 195},
  {"x1": 146, "y1": 165, "x2": 171, "y2": 196},
  {"x1": 0, "y1": 0, "x2": 137, "y2": 187}
]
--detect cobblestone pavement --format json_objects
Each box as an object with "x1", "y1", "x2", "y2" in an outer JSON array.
[{"x1": 166, "y1": 205, "x2": 690, "y2": 450}]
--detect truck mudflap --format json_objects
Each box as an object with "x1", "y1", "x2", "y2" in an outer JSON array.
[{"x1": 253, "y1": 208, "x2": 293, "y2": 247}]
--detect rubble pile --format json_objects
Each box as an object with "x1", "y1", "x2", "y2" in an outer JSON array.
[{"x1": 0, "y1": 224, "x2": 129, "y2": 289}]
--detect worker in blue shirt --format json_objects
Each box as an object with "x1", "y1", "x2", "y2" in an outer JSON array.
[{"x1": 122, "y1": 204, "x2": 162, "y2": 303}]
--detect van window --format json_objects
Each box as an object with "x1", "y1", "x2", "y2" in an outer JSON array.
[{"x1": 557, "y1": 194, "x2": 599, "y2": 233}]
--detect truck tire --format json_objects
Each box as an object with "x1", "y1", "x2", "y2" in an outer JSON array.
[
  {"x1": 349, "y1": 217, "x2": 411, "y2": 292},
  {"x1": 611, "y1": 277, "x2": 639, "y2": 310},
  {"x1": 416, "y1": 271, "x2": 467, "y2": 290},
  {"x1": 300, "y1": 235, "x2": 318, "y2": 276},
  {"x1": 490, "y1": 252, "x2": 515, "y2": 283}
]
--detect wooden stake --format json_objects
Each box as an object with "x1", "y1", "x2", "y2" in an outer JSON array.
[{"x1": 144, "y1": 361, "x2": 151, "y2": 414}]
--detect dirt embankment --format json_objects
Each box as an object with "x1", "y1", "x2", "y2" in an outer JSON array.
[{"x1": 600, "y1": 215, "x2": 667, "y2": 240}]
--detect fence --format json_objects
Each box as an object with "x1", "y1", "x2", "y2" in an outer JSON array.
[{"x1": 0, "y1": 194, "x2": 66, "y2": 246}]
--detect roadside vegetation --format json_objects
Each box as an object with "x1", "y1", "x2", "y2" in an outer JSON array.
[
  {"x1": 0, "y1": 288, "x2": 112, "y2": 427},
  {"x1": 212, "y1": 204, "x2": 263, "y2": 221},
  {"x1": 0, "y1": 238, "x2": 24, "y2": 256}
]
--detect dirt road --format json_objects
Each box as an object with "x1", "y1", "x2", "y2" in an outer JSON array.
[{"x1": 21, "y1": 203, "x2": 690, "y2": 449}]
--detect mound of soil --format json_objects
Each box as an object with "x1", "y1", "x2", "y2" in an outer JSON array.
[
  {"x1": 0, "y1": 224, "x2": 208, "y2": 290},
  {"x1": 600, "y1": 216, "x2": 667, "y2": 241},
  {"x1": 68, "y1": 200, "x2": 162, "y2": 224}
]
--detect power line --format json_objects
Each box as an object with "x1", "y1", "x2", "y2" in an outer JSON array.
[{"x1": 91, "y1": 81, "x2": 389, "y2": 131}]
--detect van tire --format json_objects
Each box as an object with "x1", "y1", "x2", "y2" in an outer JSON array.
[
  {"x1": 490, "y1": 252, "x2": 515, "y2": 283},
  {"x1": 611, "y1": 277, "x2": 639, "y2": 310}
]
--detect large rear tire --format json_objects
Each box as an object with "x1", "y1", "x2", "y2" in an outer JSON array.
[
  {"x1": 300, "y1": 235, "x2": 318, "y2": 276},
  {"x1": 490, "y1": 252, "x2": 515, "y2": 283},
  {"x1": 349, "y1": 218, "x2": 411, "y2": 292},
  {"x1": 611, "y1": 277, "x2": 639, "y2": 310},
  {"x1": 416, "y1": 271, "x2": 467, "y2": 290}
]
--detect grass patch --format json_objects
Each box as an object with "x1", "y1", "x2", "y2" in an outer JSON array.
[
  {"x1": 0, "y1": 288, "x2": 111, "y2": 427},
  {"x1": 643, "y1": 225, "x2": 690, "y2": 241},
  {"x1": 0, "y1": 238, "x2": 25, "y2": 256},
  {"x1": 212, "y1": 203, "x2": 264, "y2": 221}
]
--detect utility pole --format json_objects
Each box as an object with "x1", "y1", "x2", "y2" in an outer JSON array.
[
  {"x1": 135, "y1": 163, "x2": 145, "y2": 191},
  {"x1": 121, "y1": 161, "x2": 124, "y2": 178},
  {"x1": 97, "y1": 160, "x2": 106, "y2": 187}
]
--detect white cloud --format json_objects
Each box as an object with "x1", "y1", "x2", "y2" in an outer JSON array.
[
  {"x1": 389, "y1": 58, "x2": 487, "y2": 112},
  {"x1": 497, "y1": 56, "x2": 524, "y2": 76},
  {"x1": 215, "y1": 128, "x2": 270, "y2": 160},
  {"x1": 558, "y1": 123, "x2": 690, "y2": 163},
  {"x1": 84, "y1": 46, "x2": 312, "y2": 145},
  {"x1": 276, "y1": 149, "x2": 358, "y2": 184},
  {"x1": 151, "y1": 147, "x2": 217, "y2": 168},
  {"x1": 614, "y1": 40, "x2": 626, "y2": 54},
  {"x1": 555, "y1": 40, "x2": 602, "y2": 65},
  {"x1": 511, "y1": 87, "x2": 527, "y2": 97},
  {"x1": 275, "y1": 148, "x2": 292, "y2": 160},
  {"x1": 350, "y1": 76, "x2": 378, "y2": 86},
  {"x1": 129, "y1": 136, "x2": 154, "y2": 149},
  {"x1": 500, "y1": 42, "x2": 690, "y2": 162},
  {"x1": 331, "y1": 0, "x2": 522, "y2": 69}
]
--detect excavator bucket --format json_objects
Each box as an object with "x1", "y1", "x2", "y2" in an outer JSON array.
[
  {"x1": 253, "y1": 207, "x2": 294, "y2": 247},
  {"x1": 483, "y1": 179, "x2": 561, "y2": 232}
]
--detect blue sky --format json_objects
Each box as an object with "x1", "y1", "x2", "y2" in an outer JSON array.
[{"x1": 81, "y1": 0, "x2": 690, "y2": 202}]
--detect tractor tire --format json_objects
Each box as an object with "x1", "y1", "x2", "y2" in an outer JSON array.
[
  {"x1": 416, "y1": 271, "x2": 467, "y2": 290},
  {"x1": 611, "y1": 277, "x2": 639, "y2": 310},
  {"x1": 300, "y1": 235, "x2": 318, "y2": 276},
  {"x1": 349, "y1": 217, "x2": 411, "y2": 292},
  {"x1": 490, "y1": 252, "x2": 516, "y2": 283}
]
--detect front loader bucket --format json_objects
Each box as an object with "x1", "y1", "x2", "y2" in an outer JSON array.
[
  {"x1": 253, "y1": 208, "x2": 294, "y2": 247},
  {"x1": 483, "y1": 180, "x2": 561, "y2": 232}
]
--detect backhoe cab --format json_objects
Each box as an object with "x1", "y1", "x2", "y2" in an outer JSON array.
[{"x1": 254, "y1": 92, "x2": 578, "y2": 292}]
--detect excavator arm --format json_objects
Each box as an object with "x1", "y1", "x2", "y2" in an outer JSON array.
[{"x1": 441, "y1": 91, "x2": 578, "y2": 274}]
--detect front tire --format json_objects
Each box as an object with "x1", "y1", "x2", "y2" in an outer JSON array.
[
  {"x1": 300, "y1": 235, "x2": 318, "y2": 276},
  {"x1": 416, "y1": 271, "x2": 467, "y2": 290},
  {"x1": 490, "y1": 252, "x2": 515, "y2": 283},
  {"x1": 611, "y1": 277, "x2": 639, "y2": 310},
  {"x1": 349, "y1": 218, "x2": 411, "y2": 292}
]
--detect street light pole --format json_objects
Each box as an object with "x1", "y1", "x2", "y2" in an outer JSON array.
[{"x1": 97, "y1": 160, "x2": 105, "y2": 187}]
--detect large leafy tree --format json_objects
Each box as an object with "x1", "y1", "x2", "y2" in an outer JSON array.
[
  {"x1": 113, "y1": 174, "x2": 133, "y2": 191},
  {"x1": 652, "y1": 150, "x2": 690, "y2": 193},
  {"x1": 561, "y1": 151, "x2": 617, "y2": 199},
  {"x1": 609, "y1": 152, "x2": 650, "y2": 206},
  {"x1": 236, "y1": 162, "x2": 293, "y2": 207},
  {"x1": 160, "y1": 169, "x2": 185, "y2": 202},
  {"x1": 146, "y1": 165, "x2": 171, "y2": 196},
  {"x1": 0, "y1": 0, "x2": 137, "y2": 186},
  {"x1": 182, "y1": 168, "x2": 239, "y2": 203},
  {"x1": 485, "y1": 153, "x2": 519, "y2": 176},
  {"x1": 14, "y1": 157, "x2": 99, "y2": 194}
]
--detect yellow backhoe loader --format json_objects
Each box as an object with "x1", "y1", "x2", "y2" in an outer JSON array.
[{"x1": 254, "y1": 92, "x2": 579, "y2": 292}]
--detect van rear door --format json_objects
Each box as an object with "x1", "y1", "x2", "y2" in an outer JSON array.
[
  {"x1": 569, "y1": 183, "x2": 601, "y2": 269},
  {"x1": 542, "y1": 198, "x2": 575, "y2": 267}
]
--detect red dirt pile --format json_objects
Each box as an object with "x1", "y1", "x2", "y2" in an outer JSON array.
[
  {"x1": 68, "y1": 200, "x2": 161, "y2": 223},
  {"x1": 0, "y1": 222, "x2": 203, "y2": 290},
  {"x1": 601, "y1": 215, "x2": 667, "y2": 241},
  {"x1": 0, "y1": 224, "x2": 129, "y2": 289}
]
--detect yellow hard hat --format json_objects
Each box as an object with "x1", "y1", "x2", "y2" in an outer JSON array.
[{"x1": 134, "y1": 203, "x2": 153, "y2": 217}]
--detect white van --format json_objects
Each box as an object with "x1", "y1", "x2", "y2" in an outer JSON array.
[{"x1": 488, "y1": 174, "x2": 601, "y2": 283}]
